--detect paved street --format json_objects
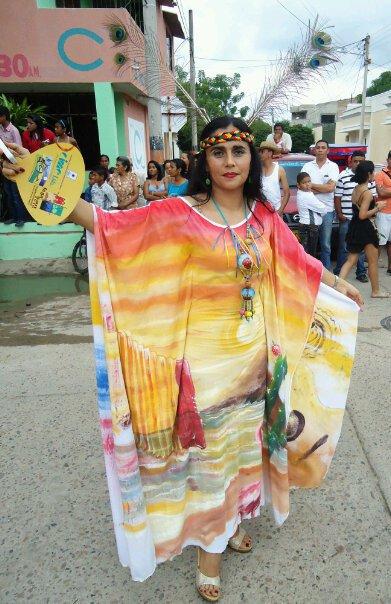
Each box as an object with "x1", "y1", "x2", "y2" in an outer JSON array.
[{"x1": 1, "y1": 261, "x2": 390, "y2": 604}]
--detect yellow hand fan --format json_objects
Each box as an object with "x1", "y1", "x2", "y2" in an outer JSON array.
[{"x1": 4, "y1": 142, "x2": 85, "y2": 226}]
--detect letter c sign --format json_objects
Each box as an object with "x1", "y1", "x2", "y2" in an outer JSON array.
[{"x1": 58, "y1": 28, "x2": 103, "y2": 72}]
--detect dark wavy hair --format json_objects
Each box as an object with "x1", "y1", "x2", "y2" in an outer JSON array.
[
  {"x1": 170, "y1": 158, "x2": 187, "y2": 176},
  {"x1": 188, "y1": 116, "x2": 264, "y2": 202},
  {"x1": 27, "y1": 114, "x2": 45, "y2": 140},
  {"x1": 351, "y1": 160, "x2": 374, "y2": 184},
  {"x1": 147, "y1": 160, "x2": 164, "y2": 180}
]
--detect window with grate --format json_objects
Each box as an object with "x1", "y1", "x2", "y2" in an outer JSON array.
[
  {"x1": 320, "y1": 114, "x2": 335, "y2": 124},
  {"x1": 92, "y1": 0, "x2": 144, "y2": 32},
  {"x1": 55, "y1": 1, "x2": 82, "y2": 7}
]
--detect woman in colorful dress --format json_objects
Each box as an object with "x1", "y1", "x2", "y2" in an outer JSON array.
[
  {"x1": 143, "y1": 160, "x2": 167, "y2": 203},
  {"x1": 1, "y1": 119, "x2": 362, "y2": 602},
  {"x1": 166, "y1": 157, "x2": 189, "y2": 196},
  {"x1": 109, "y1": 156, "x2": 139, "y2": 209},
  {"x1": 21, "y1": 114, "x2": 55, "y2": 153}
]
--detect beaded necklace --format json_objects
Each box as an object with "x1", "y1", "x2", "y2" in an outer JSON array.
[{"x1": 211, "y1": 196, "x2": 260, "y2": 321}]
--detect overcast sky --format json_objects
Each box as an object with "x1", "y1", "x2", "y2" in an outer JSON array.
[{"x1": 174, "y1": 0, "x2": 391, "y2": 119}]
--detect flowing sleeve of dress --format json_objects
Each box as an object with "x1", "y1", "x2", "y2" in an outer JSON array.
[
  {"x1": 258, "y1": 206, "x2": 359, "y2": 525},
  {"x1": 87, "y1": 198, "x2": 193, "y2": 580}
]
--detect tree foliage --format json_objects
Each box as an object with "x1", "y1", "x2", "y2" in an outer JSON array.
[
  {"x1": 176, "y1": 67, "x2": 249, "y2": 151},
  {"x1": 356, "y1": 71, "x2": 391, "y2": 103},
  {"x1": 289, "y1": 124, "x2": 314, "y2": 153},
  {"x1": 250, "y1": 119, "x2": 272, "y2": 146},
  {"x1": 0, "y1": 94, "x2": 47, "y2": 132}
]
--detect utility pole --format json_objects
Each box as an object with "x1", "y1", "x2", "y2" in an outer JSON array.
[
  {"x1": 189, "y1": 10, "x2": 197, "y2": 151},
  {"x1": 167, "y1": 96, "x2": 173, "y2": 159},
  {"x1": 359, "y1": 34, "x2": 370, "y2": 145},
  {"x1": 143, "y1": 0, "x2": 164, "y2": 162}
]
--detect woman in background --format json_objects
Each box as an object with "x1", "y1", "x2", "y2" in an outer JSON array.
[
  {"x1": 22, "y1": 114, "x2": 55, "y2": 153},
  {"x1": 340, "y1": 161, "x2": 389, "y2": 298},
  {"x1": 109, "y1": 156, "x2": 139, "y2": 210},
  {"x1": 143, "y1": 160, "x2": 167, "y2": 203},
  {"x1": 54, "y1": 118, "x2": 78, "y2": 147},
  {"x1": 166, "y1": 158, "x2": 188, "y2": 196}
]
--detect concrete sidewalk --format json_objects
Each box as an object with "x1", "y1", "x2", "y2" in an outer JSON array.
[{"x1": 1, "y1": 269, "x2": 390, "y2": 603}]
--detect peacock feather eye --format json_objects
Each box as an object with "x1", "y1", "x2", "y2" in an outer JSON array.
[
  {"x1": 114, "y1": 53, "x2": 127, "y2": 66},
  {"x1": 109, "y1": 25, "x2": 128, "y2": 44}
]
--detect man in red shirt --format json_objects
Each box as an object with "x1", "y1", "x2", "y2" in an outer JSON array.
[{"x1": 375, "y1": 150, "x2": 391, "y2": 274}]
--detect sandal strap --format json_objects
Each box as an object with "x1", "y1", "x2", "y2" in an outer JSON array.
[
  {"x1": 228, "y1": 526, "x2": 247, "y2": 550},
  {"x1": 196, "y1": 569, "x2": 221, "y2": 589}
]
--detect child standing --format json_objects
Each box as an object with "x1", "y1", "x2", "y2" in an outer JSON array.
[
  {"x1": 83, "y1": 171, "x2": 94, "y2": 203},
  {"x1": 90, "y1": 167, "x2": 118, "y2": 211},
  {"x1": 297, "y1": 172, "x2": 328, "y2": 257}
]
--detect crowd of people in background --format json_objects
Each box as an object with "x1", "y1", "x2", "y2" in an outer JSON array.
[
  {"x1": 82, "y1": 156, "x2": 191, "y2": 210},
  {"x1": 0, "y1": 103, "x2": 389, "y2": 296},
  {"x1": 0, "y1": 106, "x2": 78, "y2": 227},
  {"x1": 292, "y1": 141, "x2": 390, "y2": 298},
  {"x1": 256, "y1": 129, "x2": 390, "y2": 297}
]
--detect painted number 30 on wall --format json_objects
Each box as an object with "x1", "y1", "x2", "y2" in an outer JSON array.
[{"x1": 0, "y1": 54, "x2": 39, "y2": 78}]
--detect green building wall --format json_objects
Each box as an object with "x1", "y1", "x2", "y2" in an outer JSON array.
[{"x1": 0, "y1": 223, "x2": 83, "y2": 261}]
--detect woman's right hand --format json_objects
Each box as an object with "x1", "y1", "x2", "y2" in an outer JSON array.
[{"x1": 0, "y1": 142, "x2": 29, "y2": 178}]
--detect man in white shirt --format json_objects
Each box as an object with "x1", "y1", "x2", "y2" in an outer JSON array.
[
  {"x1": 259, "y1": 141, "x2": 290, "y2": 215},
  {"x1": 266, "y1": 123, "x2": 292, "y2": 155},
  {"x1": 300, "y1": 140, "x2": 339, "y2": 269}
]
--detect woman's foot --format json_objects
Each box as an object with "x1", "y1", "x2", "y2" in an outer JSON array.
[
  {"x1": 371, "y1": 291, "x2": 391, "y2": 298},
  {"x1": 196, "y1": 549, "x2": 222, "y2": 602},
  {"x1": 228, "y1": 526, "x2": 252, "y2": 553}
]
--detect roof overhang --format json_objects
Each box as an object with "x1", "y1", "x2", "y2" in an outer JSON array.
[
  {"x1": 338, "y1": 124, "x2": 370, "y2": 133},
  {"x1": 163, "y1": 10, "x2": 185, "y2": 39},
  {"x1": 159, "y1": 0, "x2": 176, "y2": 6}
]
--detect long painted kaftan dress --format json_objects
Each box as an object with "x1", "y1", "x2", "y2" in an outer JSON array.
[{"x1": 87, "y1": 196, "x2": 359, "y2": 581}]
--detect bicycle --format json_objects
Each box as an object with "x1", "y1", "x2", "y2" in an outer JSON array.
[{"x1": 72, "y1": 228, "x2": 88, "y2": 275}]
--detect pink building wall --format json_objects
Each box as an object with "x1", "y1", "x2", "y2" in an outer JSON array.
[{"x1": 0, "y1": 0, "x2": 147, "y2": 91}]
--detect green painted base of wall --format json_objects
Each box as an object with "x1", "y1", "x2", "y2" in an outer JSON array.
[{"x1": 0, "y1": 223, "x2": 83, "y2": 261}]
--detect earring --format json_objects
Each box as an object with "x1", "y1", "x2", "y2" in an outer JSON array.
[
  {"x1": 247, "y1": 175, "x2": 252, "y2": 184},
  {"x1": 205, "y1": 176, "x2": 211, "y2": 186}
]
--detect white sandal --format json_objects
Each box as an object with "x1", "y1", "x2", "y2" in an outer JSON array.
[
  {"x1": 228, "y1": 526, "x2": 252, "y2": 553},
  {"x1": 196, "y1": 548, "x2": 221, "y2": 602}
]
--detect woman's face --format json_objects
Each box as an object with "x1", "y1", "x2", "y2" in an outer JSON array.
[
  {"x1": 168, "y1": 162, "x2": 179, "y2": 177},
  {"x1": 180, "y1": 153, "x2": 189, "y2": 167},
  {"x1": 116, "y1": 161, "x2": 126, "y2": 175},
  {"x1": 26, "y1": 118, "x2": 37, "y2": 132},
  {"x1": 100, "y1": 156, "x2": 109, "y2": 169},
  {"x1": 148, "y1": 162, "x2": 158, "y2": 177},
  {"x1": 205, "y1": 126, "x2": 251, "y2": 192},
  {"x1": 54, "y1": 123, "x2": 65, "y2": 136}
]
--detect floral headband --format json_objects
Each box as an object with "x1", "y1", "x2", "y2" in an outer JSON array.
[{"x1": 199, "y1": 129, "x2": 255, "y2": 150}]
